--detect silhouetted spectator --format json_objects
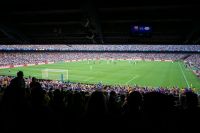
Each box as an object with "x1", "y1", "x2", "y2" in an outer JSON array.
[
  {"x1": 30, "y1": 77, "x2": 43, "y2": 107},
  {"x1": 1, "y1": 71, "x2": 30, "y2": 132},
  {"x1": 180, "y1": 92, "x2": 200, "y2": 132},
  {"x1": 3, "y1": 71, "x2": 26, "y2": 105},
  {"x1": 122, "y1": 91, "x2": 143, "y2": 131},
  {"x1": 84, "y1": 91, "x2": 109, "y2": 132},
  {"x1": 108, "y1": 91, "x2": 121, "y2": 118},
  {"x1": 9, "y1": 71, "x2": 25, "y2": 94},
  {"x1": 185, "y1": 92, "x2": 198, "y2": 109},
  {"x1": 30, "y1": 77, "x2": 41, "y2": 90},
  {"x1": 86, "y1": 91, "x2": 107, "y2": 116}
]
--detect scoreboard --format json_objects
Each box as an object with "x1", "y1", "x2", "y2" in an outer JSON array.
[{"x1": 130, "y1": 25, "x2": 152, "y2": 37}]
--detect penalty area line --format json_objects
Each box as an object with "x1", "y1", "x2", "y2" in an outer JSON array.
[
  {"x1": 126, "y1": 75, "x2": 139, "y2": 85},
  {"x1": 83, "y1": 77, "x2": 94, "y2": 82}
]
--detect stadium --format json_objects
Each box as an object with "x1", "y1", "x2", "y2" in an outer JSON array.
[{"x1": 0, "y1": 1, "x2": 200, "y2": 133}]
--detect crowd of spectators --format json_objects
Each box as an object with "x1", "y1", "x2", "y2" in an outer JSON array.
[
  {"x1": 185, "y1": 54, "x2": 200, "y2": 68},
  {"x1": 1, "y1": 75, "x2": 195, "y2": 95},
  {"x1": 0, "y1": 45, "x2": 200, "y2": 52},
  {"x1": 0, "y1": 52, "x2": 188, "y2": 66},
  {"x1": 0, "y1": 71, "x2": 199, "y2": 133}
]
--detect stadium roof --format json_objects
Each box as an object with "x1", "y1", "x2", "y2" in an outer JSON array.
[{"x1": 0, "y1": 0, "x2": 200, "y2": 44}]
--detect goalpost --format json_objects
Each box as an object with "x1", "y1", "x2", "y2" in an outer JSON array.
[{"x1": 42, "y1": 69, "x2": 68, "y2": 82}]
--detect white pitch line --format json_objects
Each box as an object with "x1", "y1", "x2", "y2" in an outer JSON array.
[
  {"x1": 126, "y1": 75, "x2": 139, "y2": 85},
  {"x1": 83, "y1": 77, "x2": 94, "y2": 82},
  {"x1": 178, "y1": 62, "x2": 190, "y2": 88}
]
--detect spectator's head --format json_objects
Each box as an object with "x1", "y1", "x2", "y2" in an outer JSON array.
[
  {"x1": 185, "y1": 92, "x2": 198, "y2": 108},
  {"x1": 109, "y1": 91, "x2": 117, "y2": 101},
  {"x1": 120, "y1": 94, "x2": 125, "y2": 103},
  {"x1": 127, "y1": 91, "x2": 142, "y2": 109},
  {"x1": 110, "y1": 90, "x2": 116, "y2": 96},
  {"x1": 87, "y1": 91, "x2": 107, "y2": 116},
  {"x1": 53, "y1": 89, "x2": 63, "y2": 103},
  {"x1": 32, "y1": 77, "x2": 37, "y2": 82},
  {"x1": 17, "y1": 71, "x2": 24, "y2": 78}
]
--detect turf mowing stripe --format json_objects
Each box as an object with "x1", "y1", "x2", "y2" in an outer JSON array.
[{"x1": 178, "y1": 62, "x2": 190, "y2": 88}]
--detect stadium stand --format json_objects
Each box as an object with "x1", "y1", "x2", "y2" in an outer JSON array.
[
  {"x1": 185, "y1": 54, "x2": 200, "y2": 68},
  {"x1": 0, "y1": 52, "x2": 188, "y2": 66},
  {"x1": 0, "y1": 45, "x2": 200, "y2": 52}
]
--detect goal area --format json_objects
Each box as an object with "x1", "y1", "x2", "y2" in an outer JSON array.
[{"x1": 42, "y1": 69, "x2": 68, "y2": 81}]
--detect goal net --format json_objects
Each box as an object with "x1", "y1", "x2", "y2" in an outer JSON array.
[{"x1": 42, "y1": 69, "x2": 68, "y2": 81}]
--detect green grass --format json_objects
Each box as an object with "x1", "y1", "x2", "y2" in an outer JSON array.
[{"x1": 0, "y1": 60, "x2": 200, "y2": 89}]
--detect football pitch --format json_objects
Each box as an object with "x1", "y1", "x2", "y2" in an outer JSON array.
[{"x1": 0, "y1": 60, "x2": 200, "y2": 89}]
